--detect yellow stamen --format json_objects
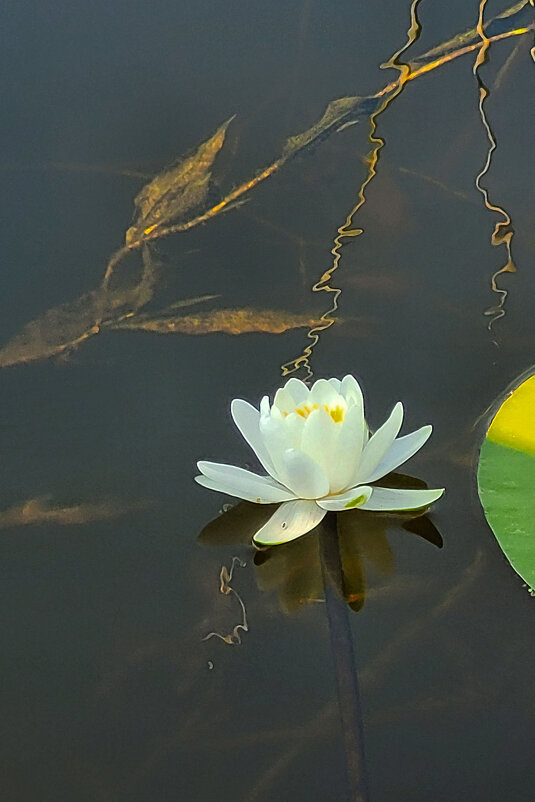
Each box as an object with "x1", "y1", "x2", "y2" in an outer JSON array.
[
  {"x1": 329, "y1": 405, "x2": 345, "y2": 423},
  {"x1": 295, "y1": 403, "x2": 319, "y2": 418},
  {"x1": 291, "y1": 403, "x2": 346, "y2": 422}
]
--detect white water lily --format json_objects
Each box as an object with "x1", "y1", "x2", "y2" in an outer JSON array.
[{"x1": 195, "y1": 375, "x2": 444, "y2": 545}]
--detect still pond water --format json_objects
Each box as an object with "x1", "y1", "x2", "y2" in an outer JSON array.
[{"x1": 1, "y1": 1, "x2": 535, "y2": 799}]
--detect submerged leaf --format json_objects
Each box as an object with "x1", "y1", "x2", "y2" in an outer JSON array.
[
  {"x1": 282, "y1": 96, "x2": 361, "y2": 156},
  {"x1": 0, "y1": 246, "x2": 161, "y2": 368},
  {"x1": 125, "y1": 118, "x2": 233, "y2": 246},
  {"x1": 478, "y1": 371, "x2": 535, "y2": 591},
  {"x1": 0, "y1": 495, "x2": 151, "y2": 528},
  {"x1": 157, "y1": 294, "x2": 220, "y2": 312},
  {"x1": 414, "y1": 0, "x2": 530, "y2": 61},
  {"x1": 0, "y1": 291, "x2": 103, "y2": 368},
  {"x1": 108, "y1": 308, "x2": 324, "y2": 336},
  {"x1": 4, "y1": 14, "x2": 532, "y2": 370}
]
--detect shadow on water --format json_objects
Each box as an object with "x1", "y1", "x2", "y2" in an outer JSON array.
[{"x1": 198, "y1": 474, "x2": 443, "y2": 615}]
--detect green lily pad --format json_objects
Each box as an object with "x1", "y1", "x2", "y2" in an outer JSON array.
[{"x1": 477, "y1": 372, "x2": 535, "y2": 592}]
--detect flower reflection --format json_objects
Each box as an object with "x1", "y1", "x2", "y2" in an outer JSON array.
[{"x1": 198, "y1": 474, "x2": 443, "y2": 614}]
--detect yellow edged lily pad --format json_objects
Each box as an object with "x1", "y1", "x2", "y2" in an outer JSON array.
[{"x1": 478, "y1": 371, "x2": 535, "y2": 592}]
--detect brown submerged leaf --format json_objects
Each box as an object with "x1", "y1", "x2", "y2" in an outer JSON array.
[
  {"x1": 2, "y1": 11, "x2": 531, "y2": 370},
  {"x1": 415, "y1": 0, "x2": 529, "y2": 61},
  {"x1": 0, "y1": 496, "x2": 151, "y2": 529},
  {"x1": 0, "y1": 291, "x2": 103, "y2": 368},
  {"x1": 0, "y1": 246, "x2": 161, "y2": 368},
  {"x1": 125, "y1": 118, "x2": 233, "y2": 246},
  {"x1": 282, "y1": 96, "x2": 361, "y2": 156},
  {"x1": 108, "y1": 308, "x2": 324, "y2": 336}
]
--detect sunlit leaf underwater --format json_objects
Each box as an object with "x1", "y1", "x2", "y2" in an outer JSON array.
[
  {"x1": 478, "y1": 371, "x2": 535, "y2": 591},
  {"x1": 124, "y1": 118, "x2": 234, "y2": 247},
  {"x1": 1, "y1": 2, "x2": 532, "y2": 371},
  {"x1": 0, "y1": 244, "x2": 162, "y2": 367},
  {"x1": 108, "y1": 307, "x2": 325, "y2": 336}
]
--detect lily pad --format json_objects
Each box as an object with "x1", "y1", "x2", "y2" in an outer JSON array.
[{"x1": 478, "y1": 371, "x2": 535, "y2": 591}]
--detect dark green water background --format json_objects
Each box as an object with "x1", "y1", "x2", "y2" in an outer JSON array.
[{"x1": 1, "y1": 1, "x2": 534, "y2": 799}]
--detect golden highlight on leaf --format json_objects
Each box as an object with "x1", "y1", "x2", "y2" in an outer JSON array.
[
  {"x1": 109, "y1": 308, "x2": 324, "y2": 336},
  {"x1": 417, "y1": 0, "x2": 530, "y2": 61},
  {"x1": 125, "y1": 117, "x2": 233, "y2": 247}
]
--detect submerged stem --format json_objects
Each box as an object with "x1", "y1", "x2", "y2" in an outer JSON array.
[{"x1": 319, "y1": 514, "x2": 369, "y2": 802}]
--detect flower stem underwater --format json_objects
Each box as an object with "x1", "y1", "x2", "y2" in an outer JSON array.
[{"x1": 319, "y1": 514, "x2": 369, "y2": 802}]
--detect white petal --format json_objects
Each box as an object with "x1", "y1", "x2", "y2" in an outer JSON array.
[
  {"x1": 355, "y1": 402, "x2": 404, "y2": 484},
  {"x1": 260, "y1": 395, "x2": 270, "y2": 417},
  {"x1": 260, "y1": 415, "x2": 291, "y2": 478},
  {"x1": 328, "y1": 378, "x2": 342, "y2": 391},
  {"x1": 231, "y1": 399, "x2": 276, "y2": 477},
  {"x1": 328, "y1": 402, "x2": 367, "y2": 493},
  {"x1": 281, "y1": 411, "x2": 306, "y2": 450},
  {"x1": 253, "y1": 500, "x2": 326, "y2": 545},
  {"x1": 300, "y1": 408, "x2": 338, "y2": 476},
  {"x1": 270, "y1": 404, "x2": 284, "y2": 421},
  {"x1": 283, "y1": 378, "x2": 310, "y2": 405},
  {"x1": 196, "y1": 462, "x2": 295, "y2": 503},
  {"x1": 273, "y1": 387, "x2": 297, "y2": 415},
  {"x1": 317, "y1": 485, "x2": 373, "y2": 511},
  {"x1": 280, "y1": 449, "x2": 330, "y2": 499},
  {"x1": 341, "y1": 375, "x2": 364, "y2": 408},
  {"x1": 359, "y1": 486, "x2": 445, "y2": 511},
  {"x1": 309, "y1": 378, "x2": 340, "y2": 406},
  {"x1": 362, "y1": 425, "x2": 433, "y2": 484}
]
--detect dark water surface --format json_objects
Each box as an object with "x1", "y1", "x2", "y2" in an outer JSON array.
[{"x1": 1, "y1": 1, "x2": 535, "y2": 800}]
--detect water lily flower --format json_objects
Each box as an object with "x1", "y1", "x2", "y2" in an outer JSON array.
[{"x1": 195, "y1": 376, "x2": 444, "y2": 545}]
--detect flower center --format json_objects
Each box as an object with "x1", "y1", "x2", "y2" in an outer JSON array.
[{"x1": 287, "y1": 403, "x2": 345, "y2": 423}]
